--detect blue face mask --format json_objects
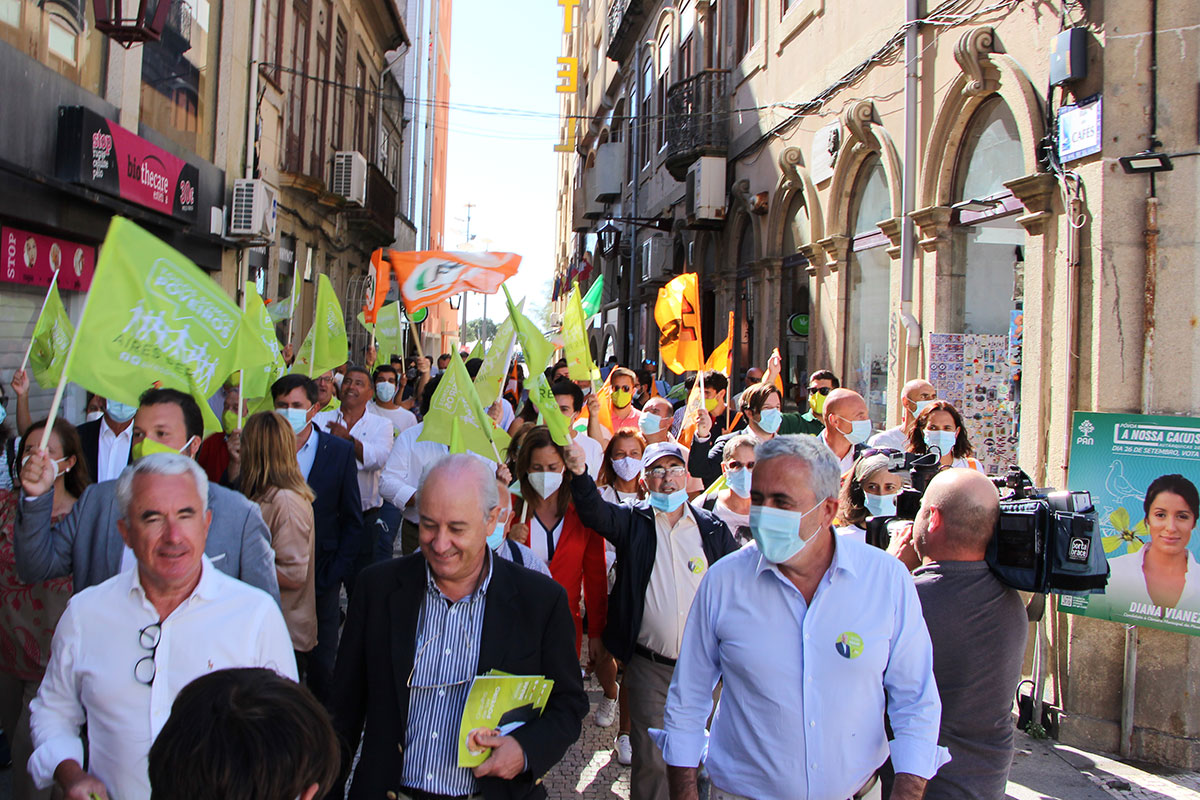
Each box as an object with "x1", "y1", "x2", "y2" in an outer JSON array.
[
  {"x1": 924, "y1": 429, "x2": 957, "y2": 457},
  {"x1": 638, "y1": 413, "x2": 662, "y2": 435},
  {"x1": 276, "y1": 407, "x2": 311, "y2": 434},
  {"x1": 107, "y1": 401, "x2": 137, "y2": 423},
  {"x1": 487, "y1": 521, "x2": 506, "y2": 551},
  {"x1": 757, "y1": 408, "x2": 783, "y2": 434},
  {"x1": 749, "y1": 500, "x2": 824, "y2": 564},
  {"x1": 649, "y1": 489, "x2": 688, "y2": 513},
  {"x1": 375, "y1": 381, "x2": 397, "y2": 403},
  {"x1": 863, "y1": 492, "x2": 898, "y2": 518},
  {"x1": 726, "y1": 467, "x2": 752, "y2": 498}
]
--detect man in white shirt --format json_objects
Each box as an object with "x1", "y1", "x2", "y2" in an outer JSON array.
[
  {"x1": 28, "y1": 453, "x2": 296, "y2": 800},
  {"x1": 657, "y1": 435, "x2": 947, "y2": 800},
  {"x1": 552, "y1": 380, "x2": 603, "y2": 479},
  {"x1": 366, "y1": 363, "x2": 417, "y2": 433},
  {"x1": 639, "y1": 397, "x2": 704, "y2": 496},
  {"x1": 78, "y1": 398, "x2": 136, "y2": 483},
  {"x1": 325, "y1": 366, "x2": 400, "y2": 589},
  {"x1": 869, "y1": 378, "x2": 937, "y2": 452},
  {"x1": 818, "y1": 388, "x2": 872, "y2": 474}
]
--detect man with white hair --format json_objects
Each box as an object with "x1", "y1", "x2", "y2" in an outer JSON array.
[
  {"x1": 657, "y1": 434, "x2": 948, "y2": 800},
  {"x1": 28, "y1": 453, "x2": 297, "y2": 800},
  {"x1": 331, "y1": 454, "x2": 588, "y2": 799}
]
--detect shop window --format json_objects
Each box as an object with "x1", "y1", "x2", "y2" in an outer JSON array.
[
  {"x1": 46, "y1": 13, "x2": 77, "y2": 62},
  {"x1": 844, "y1": 156, "x2": 891, "y2": 424},
  {"x1": 955, "y1": 97, "x2": 1023, "y2": 203},
  {"x1": 0, "y1": 0, "x2": 21, "y2": 28}
]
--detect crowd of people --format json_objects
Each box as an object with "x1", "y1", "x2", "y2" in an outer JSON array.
[{"x1": 0, "y1": 342, "x2": 1043, "y2": 800}]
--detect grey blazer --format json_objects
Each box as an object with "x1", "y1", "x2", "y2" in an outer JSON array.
[{"x1": 14, "y1": 480, "x2": 281, "y2": 603}]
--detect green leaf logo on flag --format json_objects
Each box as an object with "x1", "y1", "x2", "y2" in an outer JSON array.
[
  {"x1": 29, "y1": 284, "x2": 75, "y2": 389},
  {"x1": 419, "y1": 351, "x2": 507, "y2": 461},
  {"x1": 502, "y1": 284, "x2": 552, "y2": 376},
  {"x1": 292, "y1": 273, "x2": 348, "y2": 377},
  {"x1": 64, "y1": 218, "x2": 243, "y2": 433}
]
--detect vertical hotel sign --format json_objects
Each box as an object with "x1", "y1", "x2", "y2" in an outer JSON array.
[{"x1": 554, "y1": 0, "x2": 579, "y2": 152}]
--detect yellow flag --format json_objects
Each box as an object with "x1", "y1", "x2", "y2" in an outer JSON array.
[
  {"x1": 705, "y1": 312, "x2": 734, "y2": 376},
  {"x1": 655, "y1": 273, "x2": 704, "y2": 374}
]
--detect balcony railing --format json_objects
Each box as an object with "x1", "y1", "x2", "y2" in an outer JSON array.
[
  {"x1": 606, "y1": 0, "x2": 644, "y2": 62},
  {"x1": 664, "y1": 69, "x2": 730, "y2": 181}
]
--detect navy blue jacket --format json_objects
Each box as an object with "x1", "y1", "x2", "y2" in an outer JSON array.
[{"x1": 308, "y1": 427, "x2": 364, "y2": 593}]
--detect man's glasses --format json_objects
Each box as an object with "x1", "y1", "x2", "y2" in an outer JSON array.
[
  {"x1": 135, "y1": 623, "x2": 161, "y2": 685},
  {"x1": 646, "y1": 465, "x2": 687, "y2": 480},
  {"x1": 407, "y1": 628, "x2": 474, "y2": 691},
  {"x1": 808, "y1": 386, "x2": 833, "y2": 396}
]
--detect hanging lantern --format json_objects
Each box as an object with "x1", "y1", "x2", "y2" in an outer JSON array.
[{"x1": 92, "y1": 0, "x2": 172, "y2": 46}]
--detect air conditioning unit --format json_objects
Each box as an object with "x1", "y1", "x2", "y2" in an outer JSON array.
[
  {"x1": 593, "y1": 142, "x2": 625, "y2": 203},
  {"x1": 641, "y1": 235, "x2": 670, "y2": 282},
  {"x1": 332, "y1": 151, "x2": 368, "y2": 206},
  {"x1": 229, "y1": 179, "x2": 278, "y2": 238},
  {"x1": 686, "y1": 156, "x2": 726, "y2": 226}
]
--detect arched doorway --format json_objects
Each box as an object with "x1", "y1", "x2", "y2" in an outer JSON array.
[{"x1": 844, "y1": 156, "x2": 892, "y2": 424}]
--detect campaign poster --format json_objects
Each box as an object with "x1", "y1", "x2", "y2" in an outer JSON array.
[{"x1": 1058, "y1": 412, "x2": 1200, "y2": 636}]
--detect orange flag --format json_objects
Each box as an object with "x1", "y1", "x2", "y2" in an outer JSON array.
[
  {"x1": 577, "y1": 372, "x2": 615, "y2": 433},
  {"x1": 655, "y1": 273, "x2": 704, "y2": 374},
  {"x1": 705, "y1": 312, "x2": 734, "y2": 376},
  {"x1": 362, "y1": 249, "x2": 392, "y2": 324},
  {"x1": 386, "y1": 250, "x2": 522, "y2": 314}
]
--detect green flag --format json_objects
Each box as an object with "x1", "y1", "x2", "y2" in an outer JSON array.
[
  {"x1": 292, "y1": 273, "x2": 348, "y2": 377},
  {"x1": 239, "y1": 283, "x2": 286, "y2": 400},
  {"x1": 419, "y1": 351, "x2": 509, "y2": 460},
  {"x1": 528, "y1": 373, "x2": 571, "y2": 447},
  {"x1": 563, "y1": 282, "x2": 600, "y2": 383},
  {"x1": 581, "y1": 275, "x2": 604, "y2": 319},
  {"x1": 502, "y1": 284, "x2": 552, "y2": 376},
  {"x1": 468, "y1": 338, "x2": 486, "y2": 362},
  {"x1": 266, "y1": 293, "x2": 294, "y2": 324},
  {"x1": 474, "y1": 307, "x2": 518, "y2": 408},
  {"x1": 28, "y1": 283, "x2": 75, "y2": 389},
  {"x1": 356, "y1": 300, "x2": 404, "y2": 368},
  {"x1": 64, "y1": 217, "x2": 241, "y2": 433}
]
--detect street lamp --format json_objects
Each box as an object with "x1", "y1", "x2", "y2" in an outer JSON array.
[
  {"x1": 1117, "y1": 150, "x2": 1174, "y2": 174},
  {"x1": 92, "y1": 0, "x2": 172, "y2": 45},
  {"x1": 598, "y1": 221, "x2": 621, "y2": 258}
]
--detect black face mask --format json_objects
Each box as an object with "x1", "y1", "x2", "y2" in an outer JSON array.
[{"x1": 406, "y1": 368, "x2": 418, "y2": 380}]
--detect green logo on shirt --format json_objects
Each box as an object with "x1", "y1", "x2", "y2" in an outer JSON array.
[{"x1": 835, "y1": 631, "x2": 863, "y2": 659}]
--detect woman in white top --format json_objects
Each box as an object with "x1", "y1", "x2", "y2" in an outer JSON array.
[
  {"x1": 597, "y1": 428, "x2": 647, "y2": 506},
  {"x1": 1104, "y1": 474, "x2": 1200, "y2": 612},
  {"x1": 836, "y1": 452, "x2": 905, "y2": 546},
  {"x1": 693, "y1": 434, "x2": 757, "y2": 546},
  {"x1": 907, "y1": 400, "x2": 986, "y2": 473}
]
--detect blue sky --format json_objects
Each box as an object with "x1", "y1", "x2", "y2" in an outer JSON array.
[{"x1": 442, "y1": 0, "x2": 563, "y2": 327}]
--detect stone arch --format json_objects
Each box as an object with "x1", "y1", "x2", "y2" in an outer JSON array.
[
  {"x1": 823, "y1": 99, "x2": 903, "y2": 237},
  {"x1": 919, "y1": 26, "x2": 1046, "y2": 209},
  {"x1": 766, "y1": 146, "x2": 825, "y2": 257}
]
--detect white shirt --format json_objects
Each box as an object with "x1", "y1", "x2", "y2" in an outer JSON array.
[
  {"x1": 379, "y1": 423, "x2": 494, "y2": 524},
  {"x1": 528, "y1": 514, "x2": 565, "y2": 564},
  {"x1": 96, "y1": 419, "x2": 133, "y2": 483},
  {"x1": 836, "y1": 524, "x2": 868, "y2": 544},
  {"x1": 1105, "y1": 547, "x2": 1200, "y2": 610},
  {"x1": 639, "y1": 505, "x2": 707, "y2": 660},
  {"x1": 818, "y1": 429, "x2": 856, "y2": 474},
  {"x1": 868, "y1": 425, "x2": 909, "y2": 452},
  {"x1": 368, "y1": 400, "x2": 417, "y2": 434},
  {"x1": 657, "y1": 539, "x2": 949, "y2": 799},
  {"x1": 573, "y1": 432, "x2": 604, "y2": 480},
  {"x1": 331, "y1": 408, "x2": 395, "y2": 510},
  {"x1": 29, "y1": 557, "x2": 297, "y2": 800}
]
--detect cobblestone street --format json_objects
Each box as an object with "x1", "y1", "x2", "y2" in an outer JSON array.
[{"x1": 543, "y1": 682, "x2": 631, "y2": 799}]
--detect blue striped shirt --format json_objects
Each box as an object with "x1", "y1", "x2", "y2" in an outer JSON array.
[{"x1": 401, "y1": 554, "x2": 493, "y2": 795}]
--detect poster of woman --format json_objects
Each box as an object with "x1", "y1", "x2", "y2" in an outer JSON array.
[{"x1": 1059, "y1": 412, "x2": 1200, "y2": 635}]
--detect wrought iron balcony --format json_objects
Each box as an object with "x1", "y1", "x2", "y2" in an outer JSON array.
[
  {"x1": 664, "y1": 69, "x2": 730, "y2": 181},
  {"x1": 606, "y1": 0, "x2": 644, "y2": 63}
]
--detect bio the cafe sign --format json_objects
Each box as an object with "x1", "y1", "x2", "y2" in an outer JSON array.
[
  {"x1": 55, "y1": 105, "x2": 200, "y2": 223},
  {"x1": 553, "y1": 0, "x2": 579, "y2": 152}
]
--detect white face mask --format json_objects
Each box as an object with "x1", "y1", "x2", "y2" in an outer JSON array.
[
  {"x1": 863, "y1": 491, "x2": 899, "y2": 518},
  {"x1": 21, "y1": 453, "x2": 72, "y2": 479},
  {"x1": 527, "y1": 471, "x2": 564, "y2": 499},
  {"x1": 910, "y1": 399, "x2": 935, "y2": 418},
  {"x1": 836, "y1": 417, "x2": 872, "y2": 445},
  {"x1": 611, "y1": 456, "x2": 642, "y2": 482},
  {"x1": 333, "y1": 373, "x2": 344, "y2": 388},
  {"x1": 85, "y1": 410, "x2": 105, "y2": 423}
]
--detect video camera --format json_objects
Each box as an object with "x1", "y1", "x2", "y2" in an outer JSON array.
[{"x1": 863, "y1": 456, "x2": 1109, "y2": 595}]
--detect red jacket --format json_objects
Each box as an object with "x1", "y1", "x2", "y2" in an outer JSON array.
[{"x1": 538, "y1": 505, "x2": 608, "y2": 656}]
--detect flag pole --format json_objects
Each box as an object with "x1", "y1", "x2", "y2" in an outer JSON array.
[
  {"x1": 307, "y1": 280, "x2": 318, "y2": 378},
  {"x1": 37, "y1": 273, "x2": 90, "y2": 453},
  {"x1": 20, "y1": 271, "x2": 61, "y2": 374},
  {"x1": 286, "y1": 267, "x2": 300, "y2": 346},
  {"x1": 237, "y1": 292, "x2": 246, "y2": 430}
]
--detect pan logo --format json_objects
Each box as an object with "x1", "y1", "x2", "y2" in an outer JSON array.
[{"x1": 1076, "y1": 419, "x2": 1095, "y2": 446}]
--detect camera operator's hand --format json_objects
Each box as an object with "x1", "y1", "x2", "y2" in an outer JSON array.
[{"x1": 886, "y1": 523, "x2": 921, "y2": 572}]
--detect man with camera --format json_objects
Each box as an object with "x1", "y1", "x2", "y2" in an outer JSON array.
[{"x1": 909, "y1": 468, "x2": 1028, "y2": 799}]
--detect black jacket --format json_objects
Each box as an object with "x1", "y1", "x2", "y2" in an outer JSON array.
[
  {"x1": 569, "y1": 472, "x2": 739, "y2": 664},
  {"x1": 331, "y1": 553, "x2": 588, "y2": 800},
  {"x1": 73, "y1": 418, "x2": 132, "y2": 483},
  {"x1": 686, "y1": 432, "x2": 739, "y2": 490}
]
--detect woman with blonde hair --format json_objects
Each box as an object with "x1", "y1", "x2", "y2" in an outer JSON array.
[{"x1": 240, "y1": 412, "x2": 318, "y2": 671}]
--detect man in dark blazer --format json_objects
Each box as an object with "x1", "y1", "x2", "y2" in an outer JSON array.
[
  {"x1": 332, "y1": 454, "x2": 587, "y2": 800},
  {"x1": 271, "y1": 374, "x2": 363, "y2": 701},
  {"x1": 74, "y1": 397, "x2": 135, "y2": 484}
]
